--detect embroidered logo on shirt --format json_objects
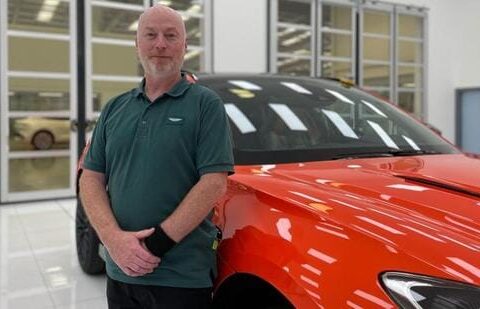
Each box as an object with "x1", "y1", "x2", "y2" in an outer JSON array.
[
  {"x1": 168, "y1": 117, "x2": 183, "y2": 122},
  {"x1": 167, "y1": 117, "x2": 185, "y2": 125}
]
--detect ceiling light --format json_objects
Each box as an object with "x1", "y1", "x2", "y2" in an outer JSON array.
[
  {"x1": 278, "y1": 58, "x2": 302, "y2": 66},
  {"x1": 37, "y1": 0, "x2": 60, "y2": 23},
  {"x1": 281, "y1": 31, "x2": 311, "y2": 47},
  {"x1": 39, "y1": 92, "x2": 63, "y2": 97},
  {"x1": 158, "y1": 0, "x2": 172, "y2": 6},
  {"x1": 278, "y1": 27, "x2": 297, "y2": 37},
  {"x1": 37, "y1": 11, "x2": 53, "y2": 22}
]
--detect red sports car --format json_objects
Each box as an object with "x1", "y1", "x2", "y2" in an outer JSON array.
[{"x1": 76, "y1": 74, "x2": 480, "y2": 308}]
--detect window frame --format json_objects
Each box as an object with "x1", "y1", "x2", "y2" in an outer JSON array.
[
  {"x1": 318, "y1": 0, "x2": 356, "y2": 81},
  {"x1": 395, "y1": 4, "x2": 428, "y2": 119},
  {"x1": 269, "y1": 0, "x2": 428, "y2": 119},
  {"x1": 269, "y1": 0, "x2": 317, "y2": 76}
]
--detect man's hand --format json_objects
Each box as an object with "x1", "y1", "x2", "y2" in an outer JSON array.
[{"x1": 104, "y1": 228, "x2": 161, "y2": 277}]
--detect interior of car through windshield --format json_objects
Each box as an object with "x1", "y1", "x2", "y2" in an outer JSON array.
[{"x1": 203, "y1": 77, "x2": 457, "y2": 162}]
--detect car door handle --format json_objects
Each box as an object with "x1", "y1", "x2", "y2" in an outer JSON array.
[{"x1": 70, "y1": 119, "x2": 97, "y2": 132}]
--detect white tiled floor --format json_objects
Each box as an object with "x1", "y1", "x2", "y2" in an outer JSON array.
[{"x1": 0, "y1": 199, "x2": 108, "y2": 309}]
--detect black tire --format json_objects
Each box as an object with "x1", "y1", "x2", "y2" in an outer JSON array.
[
  {"x1": 31, "y1": 130, "x2": 54, "y2": 150},
  {"x1": 75, "y1": 198, "x2": 105, "y2": 274}
]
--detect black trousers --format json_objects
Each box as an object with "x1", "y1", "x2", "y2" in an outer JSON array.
[{"x1": 107, "y1": 277, "x2": 212, "y2": 309}]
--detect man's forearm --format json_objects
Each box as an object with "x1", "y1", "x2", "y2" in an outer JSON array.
[
  {"x1": 79, "y1": 170, "x2": 121, "y2": 245},
  {"x1": 160, "y1": 173, "x2": 228, "y2": 242}
]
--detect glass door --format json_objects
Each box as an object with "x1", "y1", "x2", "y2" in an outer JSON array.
[{"x1": 1, "y1": 0, "x2": 77, "y2": 203}]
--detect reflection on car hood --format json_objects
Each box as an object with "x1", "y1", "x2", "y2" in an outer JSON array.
[
  {"x1": 232, "y1": 153, "x2": 480, "y2": 284},
  {"x1": 239, "y1": 154, "x2": 480, "y2": 227}
]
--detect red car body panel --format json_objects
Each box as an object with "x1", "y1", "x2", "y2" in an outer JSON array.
[
  {"x1": 213, "y1": 154, "x2": 480, "y2": 307},
  {"x1": 76, "y1": 74, "x2": 480, "y2": 307}
]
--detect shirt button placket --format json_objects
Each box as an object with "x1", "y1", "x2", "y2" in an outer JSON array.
[{"x1": 139, "y1": 107, "x2": 149, "y2": 139}]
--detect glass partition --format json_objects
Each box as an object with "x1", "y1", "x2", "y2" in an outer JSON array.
[
  {"x1": 397, "y1": 11, "x2": 425, "y2": 117},
  {"x1": 7, "y1": 0, "x2": 69, "y2": 34},
  {"x1": 360, "y1": 6, "x2": 392, "y2": 99},
  {"x1": 92, "y1": 6, "x2": 139, "y2": 40},
  {"x1": 270, "y1": 0, "x2": 427, "y2": 119},
  {"x1": 92, "y1": 43, "x2": 140, "y2": 76},
  {"x1": 274, "y1": 0, "x2": 313, "y2": 76},
  {"x1": 92, "y1": 80, "x2": 139, "y2": 112},
  {"x1": 9, "y1": 157, "x2": 70, "y2": 192},
  {"x1": 9, "y1": 78, "x2": 70, "y2": 111},
  {"x1": 319, "y1": 2, "x2": 354, "y2": 80},
  {"x1": 8, "y1": 37, "x2": 70, "y2": 72},
  {"x1": 2, "y1": 0, "x2": 75, "y2": 203}
]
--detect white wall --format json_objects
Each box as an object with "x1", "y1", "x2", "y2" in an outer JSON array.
[
  {"x1": 213, "y1": 0, "x2": 480, "y2": 142},
  {"x1": 213, "y1": 0, "x2": 267, "y2": 73}
]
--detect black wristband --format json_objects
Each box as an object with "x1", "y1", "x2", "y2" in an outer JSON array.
[{"x1": 144, "y1": 226, "x2": 176, "y2": 257}]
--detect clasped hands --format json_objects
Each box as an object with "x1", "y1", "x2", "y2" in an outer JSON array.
[{"x1": 104, "y1": 228, "x2": 162, "y2": 277}]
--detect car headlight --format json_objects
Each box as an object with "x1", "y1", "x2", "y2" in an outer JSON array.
[
  {"x1": 12, "y1": 121, "x2": 27, "y2": 136},
  {"x1": 381, "y1": 272, "x2": 480, "y2": 309}
]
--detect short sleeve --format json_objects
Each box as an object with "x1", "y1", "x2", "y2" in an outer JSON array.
[
  {"x1": 196, "y1": 94, "x2": 235, "y2": 176},
  {"x1": 83, "y1": 106, "x2": 109, "y2": 174}
]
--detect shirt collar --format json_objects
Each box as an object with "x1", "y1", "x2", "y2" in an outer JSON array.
[{"x1": 134, "y1": 73, "x2": 191, "y2": 99}]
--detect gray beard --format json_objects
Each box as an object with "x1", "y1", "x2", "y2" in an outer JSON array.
[{"x1": 139, "y1": 57, "x2": 181, "y2": 78}]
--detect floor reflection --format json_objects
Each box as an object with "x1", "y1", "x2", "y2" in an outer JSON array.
[{"x1": 0, "y1": 199, "x2": 107, "y2": 309}]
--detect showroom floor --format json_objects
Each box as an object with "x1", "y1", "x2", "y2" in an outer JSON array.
[{"x1": 0, "y1": 198, "x2": 107, "y2": 309}]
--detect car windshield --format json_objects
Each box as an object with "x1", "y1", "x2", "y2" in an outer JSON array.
[{"x1": 200, "y1": 75, "x2": 459, "y2": 164}]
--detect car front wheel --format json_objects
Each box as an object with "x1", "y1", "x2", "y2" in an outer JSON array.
[
  {"x1": 75, "y1": 198, "x2": 105, "y2": 274},
  {"x1": 32, "y1": 130, "x2": 54, "y2": 150}
]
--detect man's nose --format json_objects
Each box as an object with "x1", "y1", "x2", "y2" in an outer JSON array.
[{"x1": 154, "y1": 35, "x2": 167, "y2": 49}]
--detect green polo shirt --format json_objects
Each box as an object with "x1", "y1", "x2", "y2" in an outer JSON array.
[{"x1": 83, "y1": 75, "x2": 234, "y2": 288}]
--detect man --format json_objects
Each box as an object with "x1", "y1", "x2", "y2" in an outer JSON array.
[{"x1": 79, "y1": 4, "x2": 234, "y2": 309}]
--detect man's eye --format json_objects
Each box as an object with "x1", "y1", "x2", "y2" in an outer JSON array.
[{"x1": 146, "y1": 33, "x2": 155, "y2": 38}]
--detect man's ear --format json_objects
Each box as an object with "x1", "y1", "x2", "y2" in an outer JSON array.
[{"x1": 135, "y1": 36, "x2": 138, "y2": 48}]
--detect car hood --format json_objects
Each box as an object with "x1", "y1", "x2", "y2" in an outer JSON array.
[{"x1": 233, "y1": 153, "x2": 480, "y2": 284}]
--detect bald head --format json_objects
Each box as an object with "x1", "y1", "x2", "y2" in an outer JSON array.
[{"x1": 137, "y1": 4, "x2": 186, "y2": 42}]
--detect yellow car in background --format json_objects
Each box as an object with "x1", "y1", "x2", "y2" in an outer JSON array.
[{"x1": 12, "y1": 117, "x2": 70, "y2": 150}]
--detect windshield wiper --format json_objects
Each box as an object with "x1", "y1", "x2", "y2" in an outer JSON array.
[
  {"x1": 386, "y1": 149, "x2": 444, "y2": 156},
  {"x1": 332, "y1": 149, "x2": 443, "y2": 160}
]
